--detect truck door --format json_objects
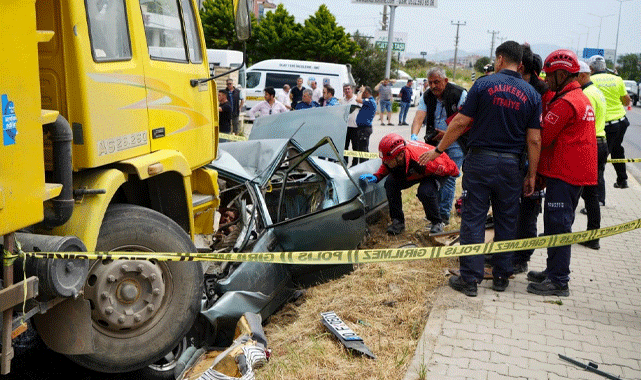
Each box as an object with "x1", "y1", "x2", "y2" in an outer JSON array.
[{"x1": 138, "y1": 0, "x2": 214, "y2": 169}]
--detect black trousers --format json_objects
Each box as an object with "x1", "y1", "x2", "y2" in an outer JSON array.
[
  {"x1": 354, "y1": 126, "x2": 372, "y2": 165},
  {"x1": 344, "y1": 127, "x2": 358, "y2": 165},
  {"x1": 385, "y1": 175, "x2": 442, "y2": 225},
  {"x1": 605, "y1": 117, "x2": 630, "y2": 184},
  {"x1": 581, "y1": 138, "x2": 609, "y2": 242}
]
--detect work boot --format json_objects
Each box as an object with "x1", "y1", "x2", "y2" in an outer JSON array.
[
  {"x1": 614, "y1": 180, "x2": 628, "y2": 189},
  {"x1": 448, "y1": 275, "x2": 477, "y2": 297},
  {"x1": 492, "y1": 277, "x2": 509, "y2": 292},
  {"x1": 386, "y1": 219, "x2": 405, "y2": 235},
  {"x1": 526, "y1": 279, "x2": 569, "y2": 297},
  {"x1": 513, "y1": 262, "x2": 528, "y2": 275},
  {"x1": 430, "y1": 222, "x2": 445, "y2": 234},
  {"x1": 527, "y1": 270, "x2": 547, "y2": 283},
  {"x1": 578, "y1": 240, "x2": 600, "y2": 250},
  {"x1": 579, "y1": 208, "x2": 587, "y2": 215}
]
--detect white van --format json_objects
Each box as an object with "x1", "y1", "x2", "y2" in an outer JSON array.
[
  {"x1": 206, "y1": 49, "x2": 245, "y2": 88},
  {"x1": 243, "y1": 59, "x2": 355, "y2": 110}
]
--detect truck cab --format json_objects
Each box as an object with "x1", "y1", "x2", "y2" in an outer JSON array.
[{"x1": 1, "y1": 0, "x2": 251, "y2": 375}]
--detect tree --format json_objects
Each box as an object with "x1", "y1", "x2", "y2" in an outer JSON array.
[
  {"x1": 474, "y1": 57, "x2": 491, "y2": 73},
  {"x1": 200, "y1": 0, "x2": 256, "y2": 50},
  {"x1": 350, "y1": 31, "x2": 386, "y2": 88},
  {"x1": 250, "y1": 4, "x2": 302, "y2": 62},
  {"x1": 295, "y1": 5, "x2": 359, "y2": 64},
  {"x1": 617, "y1": 53, "x2": 641, "y2": 82}
]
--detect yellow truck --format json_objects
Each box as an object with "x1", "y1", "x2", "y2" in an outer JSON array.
[{"x1": 0, "y1": 0, "x2": 250, "y2": 375}]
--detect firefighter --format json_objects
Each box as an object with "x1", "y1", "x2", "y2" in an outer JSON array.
[
  {"x1": 527, "y1": 50, "x2": 597, "y2": 297},
  {"x1": 359, "y1": 133, "x2": 459, "y2": 235}
]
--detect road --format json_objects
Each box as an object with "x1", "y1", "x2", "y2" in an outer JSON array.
[{"x1": 620, "y1": 105, "x2": 641, "y2": 182}]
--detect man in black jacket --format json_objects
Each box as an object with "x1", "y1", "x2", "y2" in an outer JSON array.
[
  {"x1": 225, "y1": 78, "x2": 244, "y2": 135},
  {"x1": 410, "y1": 67, "x2": 467, "y2": 225}
]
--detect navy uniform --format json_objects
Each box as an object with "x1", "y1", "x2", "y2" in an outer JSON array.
[{"x1": 457, "y1": 69, "x2": 541, "y2": 286}]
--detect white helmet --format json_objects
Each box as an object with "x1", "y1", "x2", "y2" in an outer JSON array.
[
  {"x1": 588, "y1": 55, "x2": 606, "y2": 71},
  {"x1": 588, "y1": 55, "x2": 605, "y2": 64}
]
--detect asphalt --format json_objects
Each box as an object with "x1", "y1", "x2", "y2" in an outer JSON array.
[{"x1": 403, "y1": 164, "x2": 641, "y2": 380}]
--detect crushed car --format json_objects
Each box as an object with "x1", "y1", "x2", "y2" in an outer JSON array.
[{"x1": 150, "y1": 105, "x2": 388, "y2": 379}]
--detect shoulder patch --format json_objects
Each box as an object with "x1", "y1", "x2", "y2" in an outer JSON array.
[
  {"x1": 582, "y1": 105, "x2": 595, "y2": 122},
  {"x1": 545, "y1": 112, "x2": 559, "y2": 125}
]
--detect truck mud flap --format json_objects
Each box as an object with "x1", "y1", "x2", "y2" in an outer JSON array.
[{"x1": 33, "y1": 297, "x2": 94, "y2": 355}]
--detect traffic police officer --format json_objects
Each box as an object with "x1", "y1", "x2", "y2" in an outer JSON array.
[
  {"x1": 420, "y1": 41, "x2": 542, "y2": 296},
  {"x1": 588, "y1": 55, "x2": 632, "y2": 189}
]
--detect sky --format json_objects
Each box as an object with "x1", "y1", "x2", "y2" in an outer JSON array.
[{"x1": 271, "y1": 0, "x2": 640, "y2": 59}]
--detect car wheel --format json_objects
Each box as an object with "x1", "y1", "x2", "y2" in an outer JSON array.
[
  {"x1": 68, "y1": 204, "x2": 202, "y2": 374},
  {"x1": 135, "y1": 337, "x2": 189, "y2": 380}
]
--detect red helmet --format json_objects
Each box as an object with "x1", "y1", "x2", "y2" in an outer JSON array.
[
  {"x1": 543, "y1": 49, "x2": 580, "y2": 74},
  {"x1": 379, "y1": 133, "x2": 406, "y2": 163}
]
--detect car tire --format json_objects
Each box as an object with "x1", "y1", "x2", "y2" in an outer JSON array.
[{"x1": 68, "y1": 204, "x2": 202, "y2": 374}]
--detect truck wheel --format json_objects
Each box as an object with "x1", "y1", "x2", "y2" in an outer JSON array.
[{"x1": 69, "y1": 204, "x2": 202, "y2": 374}]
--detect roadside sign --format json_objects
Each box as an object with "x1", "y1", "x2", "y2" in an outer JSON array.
[
  {"x1": 583, "y1": 48, "x2": 604, "y2": 59},
  {"x1": 374, "y1": 31, "x2": 407, "y2": 52},
  {"x1": 351, "y1": 0, "x2": 437, "y2": 7},
  {"x1": 375, "y1": 41, "x2": 406, "y2": 52}
]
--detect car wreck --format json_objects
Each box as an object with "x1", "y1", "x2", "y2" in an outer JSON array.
[{"x1": 156, "y1": 106, "x2": 388, "y2": 379}]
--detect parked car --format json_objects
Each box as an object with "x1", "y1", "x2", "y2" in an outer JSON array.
[
  {"x1": 623, "y1": 80, "x2": 639, "y2": 106},
  {"x1": 391, "y1": 80, "x2": 421, "y2": 107}
]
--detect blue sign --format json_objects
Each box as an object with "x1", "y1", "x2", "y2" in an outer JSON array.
[
  {"x1": 2, "y1": 94, "x2": 17, "y2": 146},
  {"x1": 583, "y1": 48, "x2": 604, "y2": 59}
]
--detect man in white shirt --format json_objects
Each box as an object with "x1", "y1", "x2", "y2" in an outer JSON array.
[
  {"x1": 340, "y1": 84, "x2": 360, "y2": 165},
  {"x1": 276, "y1": 84, "x2": 292, "y2": 110},
  {"x1": 310, "y1": 80, "x2": 323, "y2": 104},
  {"x1": 248, "y1": 87, "x2": 288, "y2": 119}
]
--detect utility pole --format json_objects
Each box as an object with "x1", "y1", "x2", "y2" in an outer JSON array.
[
  {"x1": 384, "y1": 5, "x2": 397, "y2": 78},
  {"x1": 381, "y1": 5, "x2": 388, "y2": 31},
  {"x1": 613, "y1": 0, "x2": 632, "y2": 69},
  {"x1": 451, "y1": 21, "x2": 466, "y2": 81},
  {"x1": 488, "y1": 30, "x2": 499, "y2": 59}
]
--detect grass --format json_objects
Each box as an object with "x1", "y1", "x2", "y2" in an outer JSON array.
[{"x1": 255, "y1": 185, "x2": 461, "y2": 380}]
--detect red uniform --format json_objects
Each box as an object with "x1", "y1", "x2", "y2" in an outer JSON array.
[
  {"x1": 373, "y1": 140, "x2": 459, "y2": 181},
  {"x1": 537, "y1": 82, "x2": 597, "y2": 186}
]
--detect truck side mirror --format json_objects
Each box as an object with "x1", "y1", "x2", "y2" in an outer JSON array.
[{"x1": 234, "y1": 0, "x2": 252, "y2": 41}]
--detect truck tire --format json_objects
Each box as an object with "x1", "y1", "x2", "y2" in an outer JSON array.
[{"x1": 69, "y1": 204, "x2": 202, "y2": 374}]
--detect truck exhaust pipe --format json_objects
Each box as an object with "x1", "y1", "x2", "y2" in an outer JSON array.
[{"x1": 42, "y1": 115, "x2": 74, "y2": 228}]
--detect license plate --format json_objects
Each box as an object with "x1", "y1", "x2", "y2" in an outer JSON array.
[{"x1": 321, "y1": 311, "x2": 363, "y2": 341}]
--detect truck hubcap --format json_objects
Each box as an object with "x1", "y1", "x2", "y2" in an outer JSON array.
[{"x1": 86, "y1": 258, "x2": 166, "y2": 332}]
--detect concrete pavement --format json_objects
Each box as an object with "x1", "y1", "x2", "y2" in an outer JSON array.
[{"x1": 403, "y1": 164, "x2": 641, "y2": 380}]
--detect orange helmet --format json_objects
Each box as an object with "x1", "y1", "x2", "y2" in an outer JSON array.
[{"x1": 378, "y1": 133, "x2": 406, "y2": 163}]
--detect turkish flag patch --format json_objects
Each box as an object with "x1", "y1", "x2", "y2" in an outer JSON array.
[{"x1": 545, "y1": 112, "x2": 559, "y2": 125}]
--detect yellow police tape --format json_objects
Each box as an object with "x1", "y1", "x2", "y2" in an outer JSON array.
[
  {"x1": 343, "y1": 150, "x2": 379, "y2": 159},
  {"x1": 339, "y1": 153, "x2": 641, "y2": 163},
  {"x1": 10, "y1": 218, "x2": 641, "y2": 265},
  {"x1": 219, "y1": 133, "x2": 248, "y2": 141},
  {"x1": 607, "y1": 158, "x2": 641, "y2": 163}
]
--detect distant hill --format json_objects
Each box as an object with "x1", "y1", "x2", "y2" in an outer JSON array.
[{"x1": 406, "y1": 43, "x2": 565, "y2": 63}]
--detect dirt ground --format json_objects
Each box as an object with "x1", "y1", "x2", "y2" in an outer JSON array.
[{"x1": 255, "y1": 187, "x2": 460, "y2": 380}]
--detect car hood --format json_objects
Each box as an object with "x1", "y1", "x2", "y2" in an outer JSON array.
[{"x1": 249, "y1": 104, "x2": 350, "y2": 158}]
